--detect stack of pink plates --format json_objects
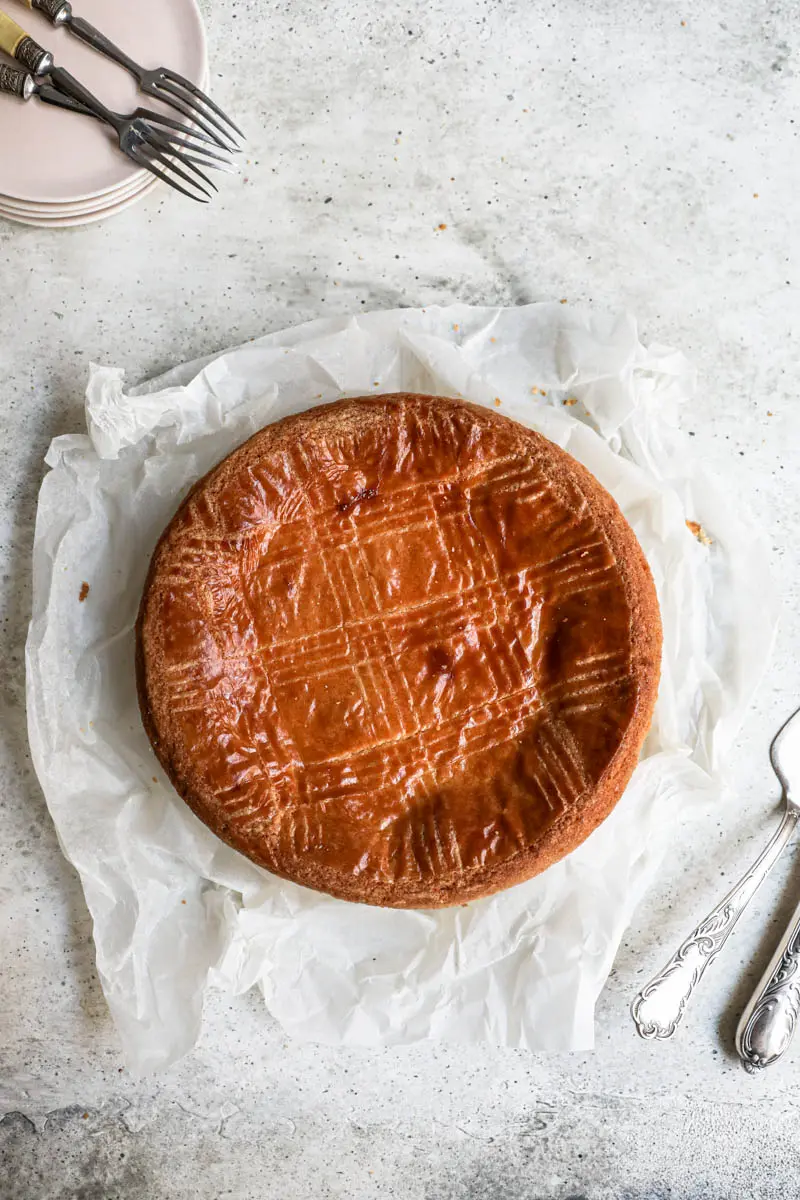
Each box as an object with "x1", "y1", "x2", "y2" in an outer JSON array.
[{"x1": 0, "y1": 0, "x2": 208, "y2": 227}]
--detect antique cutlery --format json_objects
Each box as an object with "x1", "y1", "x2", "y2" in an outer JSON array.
[
  {"x1": 736, "y1": 710, "x2": 800, "y2": 1071},
  {"x1": 18, "y1": 0, "x2": 242, "y2": 149},
  {"x1": 0, "y1": 60, "x2": 229, "y2": 145},
  {"x1": 0, "y1": 12, "x2": 231, "y2": 201},
  {"x1": 631, "y1": 706, "x2": 800, "y2": 1040},
  {"x1": 0, "y1": 58, "x2": 92, "y2": 111}
]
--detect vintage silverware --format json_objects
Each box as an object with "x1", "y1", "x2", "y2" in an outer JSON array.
[
  {"x1": 0, "y1": 13, "x2": 232, "y2": 202},
  {"x1": 0, "y1": 61, "x2": 231, "y2": 150},
  {"x1": 736, "y1": 711, "x2": 800, "y2": 1071},
  {"x1": 0, "y1": 59, "x2": 92, "y2": 112},
  {"x1": 631, "y1": 705, "x2": 800, "y2": 1040},
  {"x1": 20, "y1": 0, "x2": 243, "y2": 149}
]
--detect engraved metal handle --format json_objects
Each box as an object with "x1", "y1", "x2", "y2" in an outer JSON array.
[
  {"x1": 736, "y1": 897, "x2": 800, "y2": 1071},
  {"x1": 0, "y1": 13, "x2": 52, "y2": 75},
  {"x1": 632, "y1": 805, "x2": 800, "y2": 1039},
  {"x1": 0, "y1": 61, "x2": 94, "y2": 114},
  {"x1": 0, "y1": 63, "x2": 33, "y2": 98},
  {"x1": 29, "y1": 0, "x2": 72, "y2": 20}
]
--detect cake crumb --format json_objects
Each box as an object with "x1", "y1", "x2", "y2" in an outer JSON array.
[
  {"x1": 437, "y1": 223, "x2": 447, "y2": 230},
  {"x1": 494, "y1": 397, "x2": 502, "y2": 406},
  {"x1": 563, "y1": 397, "x2": 578, "y2": 407},
  {"x1": 686, "y1": 519, "x2": 713, "y2": 546},
  {"x1": 78, "y1": 582, "x2": 90, "y2": 603},
  {"x1": 559, "y1": 298, "x2": 568, "y2": 304},
  {"x1": 767, "y1": 410, "x2": 773, "y2": 416},
  {"x1": 490, "y1": 336, "x2": 496, "y2": 343}
]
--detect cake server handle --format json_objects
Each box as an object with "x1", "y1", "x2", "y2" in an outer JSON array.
[
  {"x1": 631, "y1": 803, "x2": 800, "y2": 1039},
  {"x1": 736, "y1": 893, "x2": 800, "y2": 1072}
]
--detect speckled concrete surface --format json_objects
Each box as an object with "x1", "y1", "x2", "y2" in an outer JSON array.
[{"x1": 1, "y1": 0, "x2": 800, "y2": 1196}]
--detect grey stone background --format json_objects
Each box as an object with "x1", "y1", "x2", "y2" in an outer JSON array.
[{"x1": 2, "y1": 0, "x2": 800, "y2": 1196}]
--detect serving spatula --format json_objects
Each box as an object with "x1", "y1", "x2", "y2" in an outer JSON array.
[
  {"x1": 631, "y1": 706, "x2": 800, "y2": 1040},
  {"x1": 736, "y1": 710, "x2": 800, "y2": 1071}
]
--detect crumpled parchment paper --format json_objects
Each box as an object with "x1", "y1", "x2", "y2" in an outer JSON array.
[{"x1": 25, "y1": 303, "x2": 776, "y2": 1074}]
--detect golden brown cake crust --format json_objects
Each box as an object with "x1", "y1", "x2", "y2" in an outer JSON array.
[{"x1": 137, "y1": 394, "x2": 662, "y2": 908}]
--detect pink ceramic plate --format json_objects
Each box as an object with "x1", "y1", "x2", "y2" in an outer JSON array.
[
  {"x1": 0, "y1": 173, "x2": 159, "y2": 228},
  {"x1": 0, "y1": 170, "x2": 147, "y2": 216},
  {"x1": 0, "y1": 0, "x2": 207, "y2": 204},
  {"x1": 0, "y1": 68, "x2": 209, "y2": 217}
]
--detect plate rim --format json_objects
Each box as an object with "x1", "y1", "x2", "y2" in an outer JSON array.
[
  {"x1": 0, "y1": 170, "x2": 150, "y2": 216},
  {"x1": 0, "y1": 173, "x2": 160, "y2": 227}
]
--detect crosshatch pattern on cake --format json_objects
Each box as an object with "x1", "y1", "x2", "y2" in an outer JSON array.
[{"x1": 146, "y1": 400, "x2": 638, "y2": 884}]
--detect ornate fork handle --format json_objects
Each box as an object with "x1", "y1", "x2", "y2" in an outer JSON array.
[
  {"x1": 736, "y1": 899, "x2": 800, "y2": 1071},
  {"x1": 632, "y1": 805, "x2": 799, "y2": 1039}
]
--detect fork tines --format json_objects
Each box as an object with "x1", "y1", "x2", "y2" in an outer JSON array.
[
  {"x1": 148, "y1": 68, "x2": 243, "y2": 151},
  {"x1": 134, "y1": 132, "x2": 230, "y2": 203}
]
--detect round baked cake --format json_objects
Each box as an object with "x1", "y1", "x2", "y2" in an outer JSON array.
[{"x1": 137, "y1": 393, "x2": 661, "y2": 908}]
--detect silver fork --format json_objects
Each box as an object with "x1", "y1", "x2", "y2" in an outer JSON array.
[
  {"x1": 0, "y1": 61, "x2": 229, "y2": 150},
  {"x1": 1, "y1": 14, "x2": 231, "y2": 200},
  {"x1": 0, "y1": 63, "x2": 232, "y2": 203},
  {"x1": 49, "y1": 65, "x2": 229, "y2": 202},
  {"x1": 28, "y1": 0, "x2": 243, "y2": 150},
  {"x1": 631, "y1": 706, "x2": 800, "y2": 1040}
]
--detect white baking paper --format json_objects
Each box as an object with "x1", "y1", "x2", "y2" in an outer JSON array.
[{"x1": 25, "y1": 303, "x2": 776, "y2": 1074}]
